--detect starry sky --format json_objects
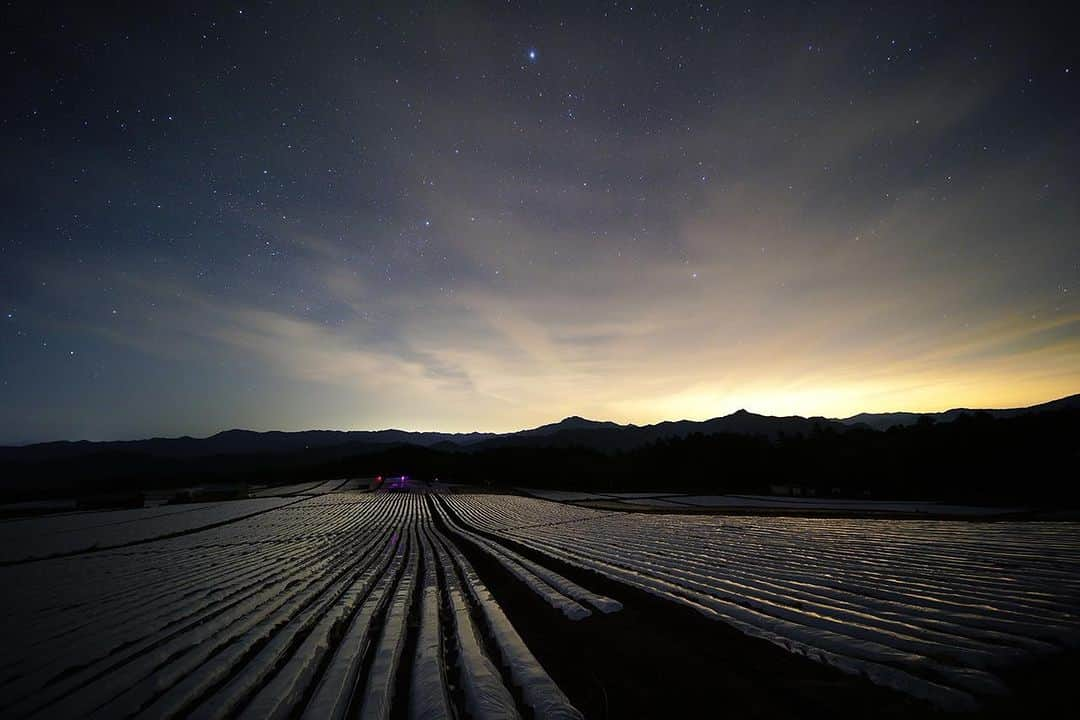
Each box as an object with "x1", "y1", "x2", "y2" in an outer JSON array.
[{"x1": 3, "y1": 1, "x2": 1078, "y2": 444}]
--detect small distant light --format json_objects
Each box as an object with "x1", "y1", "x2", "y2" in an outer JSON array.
[{"x1": 527, "y1": 48, "x2": 537, "y2": 61}]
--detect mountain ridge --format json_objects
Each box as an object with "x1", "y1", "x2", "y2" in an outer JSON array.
[
  {"x1": 2, "y1": 392, "x2": 1076, "y2": 461},
  {"x1": 838, "y1": 393, "x2": 1080, "y2": 430}
]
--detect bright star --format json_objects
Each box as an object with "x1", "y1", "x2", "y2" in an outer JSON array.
[{"x1": 527, "y1": 48, "x2": 537, "y2": 61}]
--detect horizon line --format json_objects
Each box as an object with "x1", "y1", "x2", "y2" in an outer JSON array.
[{"x1": 4, "y1": 389, "x2": 1075, "y2": 448}]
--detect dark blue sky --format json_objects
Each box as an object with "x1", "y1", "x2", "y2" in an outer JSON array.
[{"x1": 3, "y1": 1, "x2": 1078, "y2": 443}]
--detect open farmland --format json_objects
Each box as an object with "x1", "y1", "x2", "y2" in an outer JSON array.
[
  {"x1": 445, "y1": 494, "x2": 1080, "y2": 710},
  {"x1": 1, "y1": 481, "x2": 1078, "y2": 718}
]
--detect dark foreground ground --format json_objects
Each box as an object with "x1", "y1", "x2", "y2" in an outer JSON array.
[
  {"x1": 436, "y1": 500, "x2": 1079, "y2": 718},
  {"x1": 2, "y1": 484, "x2": 1076, "y2": 718}
]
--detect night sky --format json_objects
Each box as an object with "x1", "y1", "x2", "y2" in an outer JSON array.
[{"x1": 3, "y1": 2, "x2": 1078, "y2": 444}]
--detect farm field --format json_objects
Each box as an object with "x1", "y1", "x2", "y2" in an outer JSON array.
[
  {"x1": 518, "y1": 488, "x2": 1030, "y2": 517},
  {"x1": 0, "y1": 479, "x2": 369, "y2": 564},
  {"x1": 0, "y1": 480, "x2": 1077, "y2": 718}
]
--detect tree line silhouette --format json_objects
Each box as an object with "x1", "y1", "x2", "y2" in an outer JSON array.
[{"x1": 2, "y1": 408, "x2": 1077, "y2": 506}]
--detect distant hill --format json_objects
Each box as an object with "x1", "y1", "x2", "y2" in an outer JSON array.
[
  {"x1": 511, "y1": 416, "x2": 627, "y2": 437},
  {"x1": 839, "y1": 393, "x2": 1080, "y2": 430},
  {"x1": 1, "y1": 394, "x2": 1077, "y2": 504},
  {"x1": 0, "y1": 428, "x2": 497, "y2": 463},
  {"x1": 2, "y1": 393, "x2": 1076, "y2": 464},
  {"x1": 468, "y1": 410, "x2": 849, "y2": 452}
]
